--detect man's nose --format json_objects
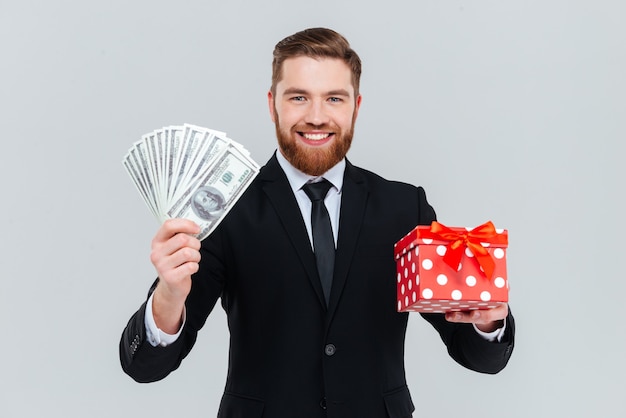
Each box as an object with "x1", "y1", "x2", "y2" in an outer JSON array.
[{"x1": 304, "y1": 100, "x2": 329, "y2": 126}]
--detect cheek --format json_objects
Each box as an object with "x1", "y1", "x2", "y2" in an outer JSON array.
[
  {"x1": 336, "y1": 111, "x2": 356, "y2": 128},
  {"x1": 276, "y1": 108, "x2": 300, "y2": 128}
]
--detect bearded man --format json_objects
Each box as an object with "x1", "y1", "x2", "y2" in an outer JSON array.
[{"x1": 120, "y1": 27, "x2": 515, "y2": 418}]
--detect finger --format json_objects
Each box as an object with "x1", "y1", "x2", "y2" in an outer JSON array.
[
  {"x1": 445, "y1": 303, "x2": 508, "y2": 324},
  {"x1": 152, "y1": 243, "x2": 201, "y2": 279},
  {"x1": 159, "y1": 258, "x2": 200, "y2": 284},
  {"x1": 153, "y1": 231, "x2": 201, "y2": 259},
  {"x1": 153, "y1": 218, "x2": 200, "y2": 244}
]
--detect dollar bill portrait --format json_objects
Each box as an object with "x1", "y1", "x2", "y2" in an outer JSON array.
[{"x1": 190, "y1": 186, "x2": 226, "y2": 221}]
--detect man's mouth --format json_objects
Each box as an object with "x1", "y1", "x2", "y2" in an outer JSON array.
[{"x1": 299, "y1": 132, "x2": 333, "y2": 141}]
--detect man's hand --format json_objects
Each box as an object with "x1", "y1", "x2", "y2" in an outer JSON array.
[
  {"x1": 150, "y1": 219, "x2": 201, "y2": 334},
  {"x1": 445, "y1": 303, "x2": 508, "y2": 333}
]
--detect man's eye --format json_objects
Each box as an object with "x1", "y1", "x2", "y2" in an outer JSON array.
[
  {"x1": 290, "y1": 96, "x2": 305, "y2": 102},
  {"x1": 328, "y1": 97, "x2": 342, "y2": 103}
]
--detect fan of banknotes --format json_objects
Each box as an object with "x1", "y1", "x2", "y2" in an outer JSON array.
[{"x1": 122, "y1": 124, "x2": 260, "y2": 240}]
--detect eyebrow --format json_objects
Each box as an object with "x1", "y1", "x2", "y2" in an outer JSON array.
[{"x1": 282, "y1": 87, "x2": 351, "y2": 97}]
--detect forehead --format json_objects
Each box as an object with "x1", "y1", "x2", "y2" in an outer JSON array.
[{"x1": 277, "y1": 56, "x2": 354, "y2": 95}]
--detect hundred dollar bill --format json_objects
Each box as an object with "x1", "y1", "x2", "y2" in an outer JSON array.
[
  {"x1": 166, "y1": 145, "x2": 259, "y2": 240},
  {"x1": 169, "y1": 129, "x2": 232, "y2": 206}
]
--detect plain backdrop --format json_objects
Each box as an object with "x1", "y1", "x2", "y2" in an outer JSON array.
[{"x1": 1, "y1": 1, "x2": 624, "y2": 417}]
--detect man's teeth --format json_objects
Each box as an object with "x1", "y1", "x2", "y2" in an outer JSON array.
[{"x1": 302, "y1": 133, "x2": 330, "y2": 140}]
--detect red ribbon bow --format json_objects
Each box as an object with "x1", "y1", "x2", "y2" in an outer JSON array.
[{"x1": 425, "y1": 221, "x2": 507, "y2": 279}]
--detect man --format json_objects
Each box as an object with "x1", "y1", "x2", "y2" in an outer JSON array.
[{"x1": 120, "y1": 27, "x2": 515, "y2": 418}]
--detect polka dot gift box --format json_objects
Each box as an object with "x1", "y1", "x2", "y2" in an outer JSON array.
[{"x1": 393, "y1": 221, "x2": 508, "y2": 313}]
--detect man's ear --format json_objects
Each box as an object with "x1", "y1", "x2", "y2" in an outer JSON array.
[
  {"x1": 268, "y1": 90, "x2": 276, "y2": 123},
  {"x1": 353, "y1": 94, "x2": 362, "y2": 121}
]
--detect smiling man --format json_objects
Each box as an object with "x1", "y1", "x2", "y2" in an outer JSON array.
[{"x1": 120, "y1": 28, "x2": 515, "y2": 418}]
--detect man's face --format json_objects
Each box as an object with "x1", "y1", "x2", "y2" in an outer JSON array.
[{"x1": 268, "y1": 56, "x2": 362, "y2": 176}]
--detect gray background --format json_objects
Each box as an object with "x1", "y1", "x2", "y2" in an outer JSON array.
[{"x1": 1, "y1": 1, "x2": 624, "y2": 417}]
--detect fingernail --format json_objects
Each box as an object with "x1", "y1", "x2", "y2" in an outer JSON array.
[{"x1": 472, "y1": 311, "x2": 481, "y2": 319}]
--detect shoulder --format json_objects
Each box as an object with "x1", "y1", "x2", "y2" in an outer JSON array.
[
  {"x1": 346, "y1": 160, "x2": 427, "y2": 196},
  {"x1": 345, "y1": 160, "x2": 436, "y2": 225}
]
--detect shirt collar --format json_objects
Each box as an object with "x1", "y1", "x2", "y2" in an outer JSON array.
[{"x1": 275, "y1": 149, "x2": 345, "y2": 194}]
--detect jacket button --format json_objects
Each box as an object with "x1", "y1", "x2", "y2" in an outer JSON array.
[
  {"x1": 324, "y1": 344, "x2": 336, "y2": 356},
  {"x1": 320, "y1": 397, "x2": 327, "y2": 409}
]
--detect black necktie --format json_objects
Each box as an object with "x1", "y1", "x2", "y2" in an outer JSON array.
[{"x1": 302, "y1": 179, "x2": 334, "y2": 306}]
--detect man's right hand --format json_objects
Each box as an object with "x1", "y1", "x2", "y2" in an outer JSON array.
[{"x1": 149, "y1": 218, "x2": 201, "y2": 334}]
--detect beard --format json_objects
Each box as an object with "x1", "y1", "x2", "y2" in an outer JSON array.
[{"x1": 275, "y1": 113, "x2": 356, "y2": 177}]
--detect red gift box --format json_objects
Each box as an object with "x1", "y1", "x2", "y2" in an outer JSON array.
[{"x1": 394, "y1": 221, "x2": 509, "y2": 313}]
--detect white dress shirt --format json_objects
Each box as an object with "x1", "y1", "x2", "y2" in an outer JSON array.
[{"x1": 145, "y1": 151, "x2": 505, "y2": 346}]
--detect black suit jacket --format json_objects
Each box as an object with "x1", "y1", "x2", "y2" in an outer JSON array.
[{"x1": 120, "y1": 154, "x2": 515, "y2": 418}]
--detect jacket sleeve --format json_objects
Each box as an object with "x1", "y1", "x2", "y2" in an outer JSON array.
[
  {"x1": 119, "y1": 280, "x2": 198, "y2": 383},
  {"x1": 420, "y1": 308, "x2": 515, "y2": 374}
]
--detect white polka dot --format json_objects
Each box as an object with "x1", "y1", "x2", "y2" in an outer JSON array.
[
  {"x1": 415, "y1": 274, "x2": 420, "y2": 285},
  {"x1": 480, "y1": 291, "x2": 492, "y2": 301},
  {"x1": 422, "y1": 307, "x2": 433, "y2": 311},
  {"x1": 451, "y1": 290, "x2": 463, "y2": 300},
  {"x1": 404, "y1": 267, "x2": 408, "y2": 278},
  {"x1": 437, "y1": 274, "x2": 448, "y2": 286},
  {"x1": 457, "y1": 262, "x2": 463, "y2": 272},
  {"x1": 494, "y1": 277, "x2": 505, "y2": 288},
  {"x1": 465, "y1": 247, "x2": 474, "y2": 257},
  {"x1": 422, "y1": 288, "x2": 433, "y2": 299},
  {"x1": 496, "y1": 228, "x2": 504, "y2": 234},
  {"x1": 408, "y1": 279, "x2": 413, "y2": 290},
  {"x1": 481, "y1": 242, "x2": 490, "y2": 248},
  {"x1": 465, "y1": 275, "x2": 477, "y2": 287},
  {"x1": 407, "y1": 251, "x2": 412, "y2": 262},
  {"x1": 449, "y1": 301, "x2": 460, "y2": 305},
  {"x1": 412, "y1": 292, "x2": 417, "y2": 302},
  {"x1": 422, "y1": 259, "x2": 433, "y2": 270},
  {"x1": 420, "y1": 300, "x2": 431, "y2": 304},
  {"x1": 401, "y1": 257, "x2": 405, "y2": 267},
  {"x1": 401, "y1": 284, "x2": 405, "y2": 295},
  {"x1": 465, "y1": 227, "x2": 472, "y2": 231},
  {"x1": 397, "y1": 301, "x2": 402, "y2": 311},
  {"x1": 436, "y1": 245, "x2": 447, "y2": 256},
  {"x1": 405, "y1": 296, "x2": 409, "y2": 306},
  {"x1": 494, "y1": 248, "x2": 505, "y2": 259},
  {"x1": 414, "y1": 247, "x2": 419, "y2": 256},
  {"x1": 460, "y1": 305, "x2": 470, "y2": 308},
  {"x1": 422, "y1": 238, "x2": 433, "y2": 244},
  {"x1": 397, "y1": 273, "x2": 401, "y2": 283},
  {"x1": 411, "y1": 262, "x2": 416, "y2": 274}
]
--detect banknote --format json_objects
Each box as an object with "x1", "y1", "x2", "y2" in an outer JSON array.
[
  {"x1": 167, "y1": 145, "x2": 259, "y2": 240},
  {"x1": 122, "y1": 124, "x2": 260, "y2": 236}
]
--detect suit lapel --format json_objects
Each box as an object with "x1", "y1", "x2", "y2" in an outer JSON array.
[
  {"x1": 260, "y1": 154, "x2": 327, "y2": 308},
  {"x1": 327, "y1": 160, "x2": 369, "y2": 321}
]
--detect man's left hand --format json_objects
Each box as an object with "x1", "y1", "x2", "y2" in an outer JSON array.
[{"x1": 445, "y1": 303, "x2": 508, "y2": 333}]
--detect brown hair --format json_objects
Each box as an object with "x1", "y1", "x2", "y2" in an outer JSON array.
[{"x1": 271, "y1": 27, "x2": 362, "y2": 97}]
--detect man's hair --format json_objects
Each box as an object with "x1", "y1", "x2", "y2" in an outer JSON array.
[{"x1": 271, "y1": 27, "x2": 362, "y2": 97}]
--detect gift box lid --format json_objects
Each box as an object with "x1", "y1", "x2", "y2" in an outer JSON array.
[{"x1": 394, "y1": 221, "x2": 508, "y2": 260}]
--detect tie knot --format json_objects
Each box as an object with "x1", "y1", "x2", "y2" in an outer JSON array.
[{"x1": 302, "y1": 179, "x2": 332, "y2": 202}]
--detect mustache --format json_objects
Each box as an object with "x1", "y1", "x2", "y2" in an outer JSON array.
[{"x1": 292, "y1": 123, "x2": 338, "y2": 132}]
